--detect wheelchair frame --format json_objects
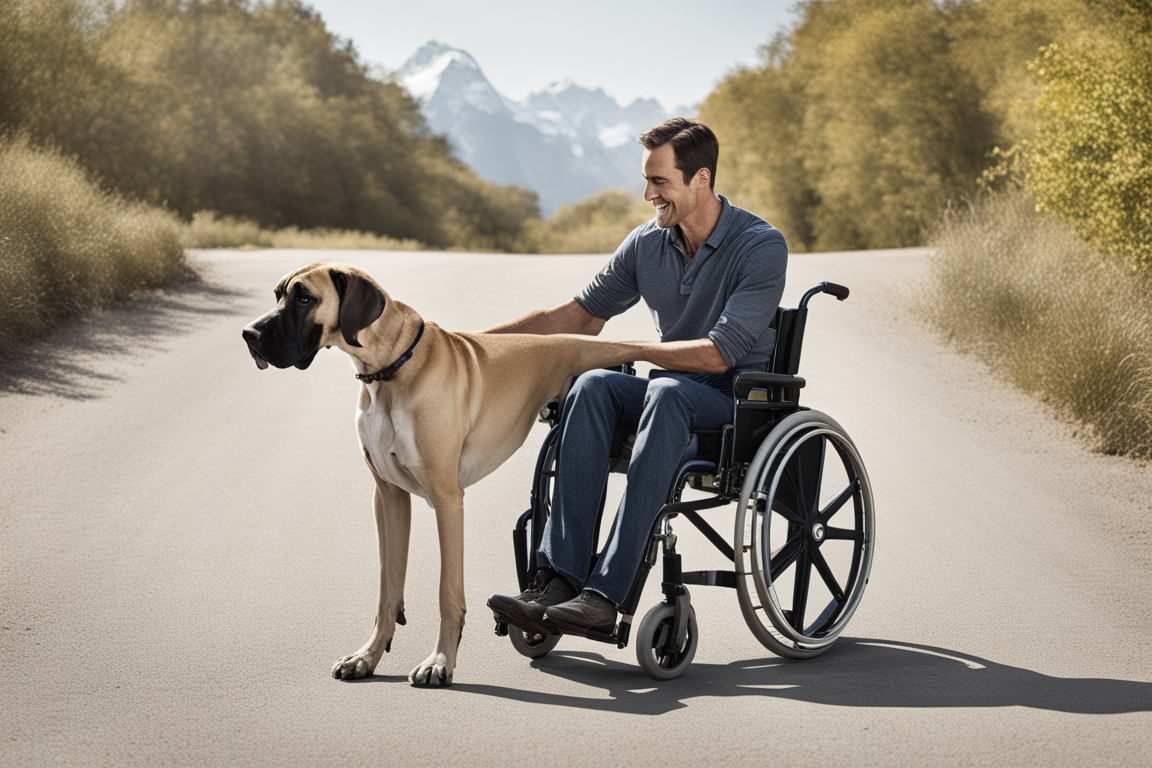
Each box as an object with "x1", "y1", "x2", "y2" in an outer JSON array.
[{"x1": 496, "y1": 282, "x2": 875, "y2": 679}]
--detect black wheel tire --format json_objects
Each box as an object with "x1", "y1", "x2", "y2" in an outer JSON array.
[
  {"x1": 635, "y1": 602, "x2": 698, "y2": 680},
  {"x1": 508, "y1": 626, "x2": 561, "y2": 658},
  {"x1": 734, "y1": 410, "x2": 875, "y2": 660}
]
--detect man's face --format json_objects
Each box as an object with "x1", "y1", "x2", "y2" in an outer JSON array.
[{"x1": 642, "y1": 143, "x2": 702, "y2": 229}]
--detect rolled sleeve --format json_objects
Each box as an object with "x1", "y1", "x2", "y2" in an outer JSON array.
[
  {"x1": 706, "y1": 235, "x2": 788, "y2": 368},
  {"x1": 574, "y1": 227, "x2": 642, "y2": 320}
]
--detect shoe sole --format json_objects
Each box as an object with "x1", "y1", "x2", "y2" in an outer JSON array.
[
  {"x1": 541, "y1": 612, "x2": 616, "y2": 639},
  {"x1": 488, "y1": 596, "x2": 560, "y2": 638}
]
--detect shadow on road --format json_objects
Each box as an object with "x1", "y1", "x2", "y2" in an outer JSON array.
[
  {"x1": 441, "y1": 638, "x2": 1152, "y2": 715},
  {"x1": 0, "y1": 279, "x2": 247, "y2": 400}
]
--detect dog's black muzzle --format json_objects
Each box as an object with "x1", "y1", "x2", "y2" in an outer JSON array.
[{"x1": 242, "y1": 306, "x2": 322, "y2": 371}]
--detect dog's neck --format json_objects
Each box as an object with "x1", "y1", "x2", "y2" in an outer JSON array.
[{"x1": 342, "y1": 301, "x2": 426, "y2": 378}]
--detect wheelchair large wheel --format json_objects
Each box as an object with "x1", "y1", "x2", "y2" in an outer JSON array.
[
  {"x1": 635, "y1": 602, "x2": 698, "y2": 680},
  {"x1": 734, "y1": 410, "x2": 874, "y2": 659},
  {"x1": 508, "y1": 626, "x2": 561, "y2": 659}
]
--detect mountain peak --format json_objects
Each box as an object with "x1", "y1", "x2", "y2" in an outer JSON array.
[
  {"x1": 397, "y1": 42, "x2": 669, "y2": 214},
  {"x1": 398, "y1": 41, "x2": 483, "y2": 100}
]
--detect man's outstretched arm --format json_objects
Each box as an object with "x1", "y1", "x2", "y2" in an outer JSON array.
[
  {"x1": 482, "y1": 299, "x2": 606, "y2": 336},
  {"x1": 627, "y1": 338, "x2": 729, "y2": 375}
]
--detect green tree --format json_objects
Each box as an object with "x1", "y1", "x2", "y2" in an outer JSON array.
[{"x1": 1027, "y1": 0, "x2": 1152, "y2": 269}]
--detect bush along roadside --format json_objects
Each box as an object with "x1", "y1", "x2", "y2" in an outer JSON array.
[
  {"x1": 920, "y1": 188, "x2": 1152, "y2": 459},
  {"x1": 0, "y1": 137, "x2": 191, "y2": 346}
]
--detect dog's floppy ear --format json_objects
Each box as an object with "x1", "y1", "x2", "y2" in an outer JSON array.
[{"x1": 330, "y1": 268, "x2": 385, "y2": 348}]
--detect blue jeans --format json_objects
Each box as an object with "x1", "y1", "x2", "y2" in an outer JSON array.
[{"x1": 538, "y1": 369, "x2": 733, "y2": 606}]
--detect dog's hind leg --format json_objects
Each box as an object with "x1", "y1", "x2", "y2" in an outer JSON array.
[
  {"x1": 332, "y1": 477, "x2": 412, "y2": 680},
  {"x1": 408, "y1": 482, "x2": 466, "y2": 687}
]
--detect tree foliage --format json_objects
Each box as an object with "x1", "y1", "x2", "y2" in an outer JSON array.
[
  {"x1": 0, "y1": 0, "x2": 538, "y2": 249},
  {"x1": 698, "y1": 0, "x2": 1108, "y2": 254},
  {"x1": 1027, "y1": 1, "x2": 1152, "y2": 270}
]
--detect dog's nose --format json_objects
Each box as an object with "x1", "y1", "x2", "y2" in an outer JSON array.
[{"x1": 242, "y1": 326, "x2": 261, "y2": 342}]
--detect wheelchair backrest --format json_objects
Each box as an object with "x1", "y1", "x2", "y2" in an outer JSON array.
[{"x1": 770, "y1": 306, "x2": 807, "y2": 376}]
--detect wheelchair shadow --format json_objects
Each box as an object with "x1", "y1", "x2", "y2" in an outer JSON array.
[{"x1": 450, "y1": 638, "x2": 1152, "y2": 716}]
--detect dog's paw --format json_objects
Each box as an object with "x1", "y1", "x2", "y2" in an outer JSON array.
[
  {"x1": 331, "y1": 652, "x2": 376, "y2": 680},
  {"x1": 409, "y1": 653, "x2": 453, "y2": 687}
]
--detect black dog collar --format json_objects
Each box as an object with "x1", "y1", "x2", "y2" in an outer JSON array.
[{"x1": 355, "y1": 322, "x2": 425, "y2": 383}]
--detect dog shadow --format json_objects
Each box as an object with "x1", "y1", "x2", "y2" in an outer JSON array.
[
  {"x1": 446, "y1": 638, "x2": 1152, "y2": 715},
  {"x1": 0, "y1": 278, "x2": 247, "y2": 400}
]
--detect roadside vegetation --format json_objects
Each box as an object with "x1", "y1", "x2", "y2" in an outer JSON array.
[
  {"x1": 924, "y1": 190, "x2": 1152, "y2": 458},
  {"x1": 182, "y1": 212, "x2": 421, "y2": 251},
  {"x1": 0, "y1": 137, "x2": 187, "y2": 345},
  {"x1": 516, "y1": 190, "x2": 653, "y2": 255}
]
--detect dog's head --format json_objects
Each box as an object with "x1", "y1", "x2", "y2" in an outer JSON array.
[{"x1": 242, "y1": 262, "x2": 387, "y2": 370}]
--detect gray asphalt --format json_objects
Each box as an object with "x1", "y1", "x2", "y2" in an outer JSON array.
[{"x1": 2, "y1": 248, "x2": 1150, "y2": 767}]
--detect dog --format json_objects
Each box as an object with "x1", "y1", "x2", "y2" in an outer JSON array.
[{"x1": 242, "y1": 261, "x2": 635, "y2": 685}]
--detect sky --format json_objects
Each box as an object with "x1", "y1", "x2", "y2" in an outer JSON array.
[{"x1": 303, "y1": 0, "x2": 798, "y2": 110}]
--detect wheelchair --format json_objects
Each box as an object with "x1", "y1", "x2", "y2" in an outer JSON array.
[{"x1": 494, "y1": 282, "x2": 875, "y2": 680}]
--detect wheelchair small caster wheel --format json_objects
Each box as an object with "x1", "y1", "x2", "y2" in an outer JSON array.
[
  {"x1": 635, "y1": 602, "x2": 698, "y2": 680},
  {"x1": 508, "y1": 626, "x2": 561, "y2": 658}
]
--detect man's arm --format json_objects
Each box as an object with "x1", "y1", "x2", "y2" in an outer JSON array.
[
  {"x1": 626, "y1": 338, "x2": 729, "y2": 374},
  {"x1": 481, "y1": 299, "x2": 606, "y2": 335}
]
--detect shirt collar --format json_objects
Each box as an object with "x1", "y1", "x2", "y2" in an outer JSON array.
[{"x1": 666, "y1": 193, "x2": 732, "y2": 254}]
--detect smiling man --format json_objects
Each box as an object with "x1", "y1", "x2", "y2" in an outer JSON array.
[{"x1": 486, "y1": 117, "x2": 788, "y2": 636}]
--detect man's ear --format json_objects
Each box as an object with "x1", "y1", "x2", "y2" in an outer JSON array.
[{"x1": 330, "y1": 268, "x2": 385, "y2": 348}]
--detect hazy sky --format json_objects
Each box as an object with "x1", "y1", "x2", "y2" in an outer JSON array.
[{"x1": 303, "y1": 0, "x2": 797, "y2": 109}]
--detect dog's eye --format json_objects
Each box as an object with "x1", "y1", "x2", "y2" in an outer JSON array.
[{"x1": 297, "y1": 293, "x2": 312, "y2": 305}]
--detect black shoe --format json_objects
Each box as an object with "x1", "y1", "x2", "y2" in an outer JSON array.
[
  {"x1": 488, "y1": 571, "x2": 577, "y2": 636},
  {"x1": 542, "y1": 591, "x2": 618, "y2": 637}
]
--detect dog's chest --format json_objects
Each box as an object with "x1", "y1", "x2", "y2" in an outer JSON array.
[{"x1": 356, "y1": 390, "x2": 423, "y2": 496}]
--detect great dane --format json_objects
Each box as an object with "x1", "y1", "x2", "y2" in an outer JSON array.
[{"x1": 242, "y1": 262, "x2": 635, "y2": 686}]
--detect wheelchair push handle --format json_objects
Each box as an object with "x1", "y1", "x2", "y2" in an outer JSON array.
[{"x1": 799, "y1": 281, "x2": 850, "y2": 308}]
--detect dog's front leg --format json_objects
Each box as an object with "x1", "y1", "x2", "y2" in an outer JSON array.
[
  {"x1": 332, "y1": 477, "x2": 412, "y2": 680},
  {"x1": 408, "y1": 484, "x2": 466, "y2": 687}
]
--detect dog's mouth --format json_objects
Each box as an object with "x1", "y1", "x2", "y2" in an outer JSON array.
[{"x1": 247, "y1": 341, "x2": 270, "y2": 370}]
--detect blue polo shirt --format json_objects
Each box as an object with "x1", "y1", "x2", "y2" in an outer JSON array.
[{"x1": 575, "y1": 195, "x2": 788, "y2": 390}]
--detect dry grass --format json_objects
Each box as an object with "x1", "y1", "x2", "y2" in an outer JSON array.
[
  {"x1": 920, "y1": 188, "x2": 1152, "y2": 458},
  {"x1": 0, "y1": 137, "x2": 190, "y2": 346},
  {"x1": 181, "y1": 211, "x2": 422, "y2": 251}
]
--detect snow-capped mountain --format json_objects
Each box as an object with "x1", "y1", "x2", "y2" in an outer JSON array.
[{"x1": 397, "y1": 41, "x2": 672, "y2": 215}]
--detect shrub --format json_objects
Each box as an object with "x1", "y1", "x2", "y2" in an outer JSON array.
[
  {"x1": 0, "y1": 137, "x2": 188, "y2": 344},
  {"x1": 518, "y1": 189, "x2": 653, "y2": 254},
  {"x1": 182, "y1": 211, "x2": 421, "y2": 250},
  {"x1": 921, "y1": 188, "x2": 1152, "y2": 458}
]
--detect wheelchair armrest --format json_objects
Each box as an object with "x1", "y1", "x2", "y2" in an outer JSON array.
[{"x1": 733, "y1": 372, "x2": 806, "y2": 399}]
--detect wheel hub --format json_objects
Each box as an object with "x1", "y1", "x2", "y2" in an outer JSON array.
[{"x1": 811, "y1": 522, "x2": 826, "y2": 543}]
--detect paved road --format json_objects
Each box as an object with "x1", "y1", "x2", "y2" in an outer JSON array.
[{"x1": 2, "y1": 249, "x2": 1150, "y2": 767}]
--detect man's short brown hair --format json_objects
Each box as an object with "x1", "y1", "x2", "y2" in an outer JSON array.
[{"x1": 638, "y1": 118, "x2": 719, "y2": 190}]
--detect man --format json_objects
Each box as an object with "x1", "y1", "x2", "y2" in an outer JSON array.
[{"x1": 486, "y1": 118, "x2": 787, "y2": 636}]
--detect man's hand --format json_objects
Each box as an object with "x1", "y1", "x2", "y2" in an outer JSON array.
[{"x1": 481, "y1": 299, "x2": 605, "y2": 336}]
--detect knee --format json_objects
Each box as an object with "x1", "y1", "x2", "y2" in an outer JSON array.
[
  {"x1": 568, "y1": 368, "x2": 616, "y2": 398},
  {"x1": 643, "y1": 377, "x2": 693, "y2": 413},
  {"x1": 564, "y1": 369, "x2": 620, "y2": 414}
]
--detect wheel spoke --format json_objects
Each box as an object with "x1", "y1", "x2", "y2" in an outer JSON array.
[
  {"x1": 808, "y1": 599, "x2": 841, "y2": 636},
  {"x1": 818, "y1": 481, "x2": 856, "y2": 524},
  {"x1": 823, "y1": 526, "x2": 861, "y2": 541},
  {"x1": 769, "y1": 534, "x2": 803, "y2": 581},
  {"x1": 791, "y1": 550, "x2": 811, "y2": 632},
  {"x1": 771, "y1": 497, "x2": 804, "y2": 524},
  {"x1": 810, "y1": 547, "x2": 845, "y2": 604},
  {"x1": 792, "y1": 435, "x2": 826, "y2": 518}
]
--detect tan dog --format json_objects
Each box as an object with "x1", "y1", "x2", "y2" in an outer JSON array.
[{"x1": 242, "y1": 262, "x2": 635, "y2": 685}]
